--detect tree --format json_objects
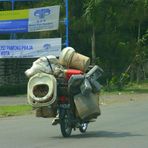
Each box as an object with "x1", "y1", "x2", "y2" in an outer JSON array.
[{"x1": 84, "y1": 0, "x2": 103, "y2": 63}]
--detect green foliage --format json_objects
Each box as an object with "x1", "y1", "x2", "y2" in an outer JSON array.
[
  {"x1": 0, "y1": 0, "x2": 148, "y2": 94},
  {"x1": 0, "y1": 85, "x2": 27, "y2": 96},
  {"x1": 124, "y1": 81, "x2": 148, "y2": 93},
  {"x1": 84, "y1": 0, "x2": 102, "y2": 25}
]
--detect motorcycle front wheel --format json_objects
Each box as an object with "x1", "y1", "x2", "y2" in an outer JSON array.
[
  {"x1": 60, "y1": 110, "x2": 72, "y2": 137},
  {"x1": 79, "y1": 123, "x2": 88, "y2": 133}
]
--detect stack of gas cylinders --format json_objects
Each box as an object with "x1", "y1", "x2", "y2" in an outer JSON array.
[{"x1": 25, "y1": 47, "x2": 103, "y2": 120}]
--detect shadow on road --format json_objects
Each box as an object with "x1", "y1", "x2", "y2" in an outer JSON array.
[
  {"x1": 73, "y1": 131, "x2": 142, "y2": 138},
  {"x1": 52, "y1": 130, "x2": 143, "y2": 139}
]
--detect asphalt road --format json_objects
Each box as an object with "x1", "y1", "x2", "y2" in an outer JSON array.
[
  {"x1": 0, "y1": 95, "x2": 27, "y2": 106},
  {"x1": 0, "y1": 98, "x2": 148, "y2": 148}
]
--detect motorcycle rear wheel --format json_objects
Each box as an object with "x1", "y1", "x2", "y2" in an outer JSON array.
[{"x1": 60, "y1": 110, "x2": 72, "y2": 137}]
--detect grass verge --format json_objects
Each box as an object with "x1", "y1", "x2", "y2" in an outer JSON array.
[
  {"x1": 100, "y1": 82, "x2": 148, "y2": 106},
  {"x1": 102, "y1": 82, "x2": 148, "y2": 94},
  {"x1": 0, "y1": 105, "x2": 32, "y2": 118}
]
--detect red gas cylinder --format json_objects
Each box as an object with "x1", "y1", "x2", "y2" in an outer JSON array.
[{"x1": 64, "y1": 69, "x2": 83, "y2": 80}]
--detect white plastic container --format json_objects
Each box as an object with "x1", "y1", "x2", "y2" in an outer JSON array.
[
  {"x1": 59, "y1": 47, "x2": 75, "y2": 67},
  {"x1": 59, "y1": 47, "x2": 90, "y2": 72},
  {"x1": 27, "y1": 73, "x2": 57, "y2": 107}
]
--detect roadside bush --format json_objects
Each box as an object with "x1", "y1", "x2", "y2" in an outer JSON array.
[{"x1": 0, "y1": 84, "x2": 27, "y2": 96}]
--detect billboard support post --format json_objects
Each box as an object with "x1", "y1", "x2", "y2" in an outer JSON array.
[{"x1": 65, "y1": 0, "x2": 69, "y2": 47}]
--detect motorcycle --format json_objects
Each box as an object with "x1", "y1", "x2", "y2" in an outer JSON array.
[
  {"x1": 56, "y1": 80, "x2": 88, "y2": 137},
  {"x1": 55, "y1": 66, "x2": 103, "y2": 137},
  {"x1": 27, "y1": 65, "x2": 102, "y2": 137}
]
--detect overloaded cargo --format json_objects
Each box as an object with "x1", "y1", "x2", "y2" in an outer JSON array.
[
  {"x1": 25, "y1": 55, "x2": 64, "y2": 78},
  {"x1": 25, "y1": 47, "x2": 102, "y2": 121},
  {"x1": 59, "y1": 47, "x2": 90, "y2": 72},
  {"x1": 27, "y1": 73, "x2": 57, "y2": 107},
  {"x1": 74, "y1": 93, "x2": 100, "y2": 120}
]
